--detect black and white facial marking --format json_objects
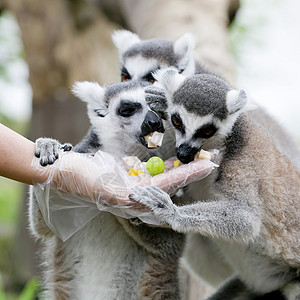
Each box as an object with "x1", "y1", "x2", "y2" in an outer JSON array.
[
  {"x1": 169, "y1": 105, "x2": 222, "y2": 164},
  {"x1": 155, "y1": 69, "x2": 248, "y2": 163},
  {"x1": 71, "y1": 80, "x2": 164, "y2": 154},
  {"x1": 112, "y1": 30, "x2": 196, "y2": 83}
]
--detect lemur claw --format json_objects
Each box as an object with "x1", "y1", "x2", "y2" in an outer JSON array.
[{"x1": 61, "y1": 143, "x2": 73, "y2": 152}]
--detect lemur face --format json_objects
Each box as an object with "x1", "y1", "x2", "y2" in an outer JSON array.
[
  {"x1": 154, "y1": 69, "x2": 248, "y2": 164},
  {"x1": 112, "y1": 30, "x2": 196, "y2": 84},
  {"x1": 71, "y1": 80, "x2": 164, "y2": 149}
]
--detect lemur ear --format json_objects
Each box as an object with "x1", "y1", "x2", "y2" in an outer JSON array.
[
  {"x1": 226, "y1": 89, "x2": 247, "y2": 114},
  {"x1": 173, "y1": 33, "x2": 196, "y2": 74},
  {"x1": 71, "y1": 81, "x2": 108, "y2": 117},
  {"x1": 112, "y1": 30, "x2": 141, "y2": 59},
  {"x1": 153, "y1": 68, "x2": 186, "y2": 97}
]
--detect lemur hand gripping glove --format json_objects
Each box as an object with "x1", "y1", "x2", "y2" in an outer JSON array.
[{"x1": 31, "y1": 150, "x2": 217, "y2": 241}]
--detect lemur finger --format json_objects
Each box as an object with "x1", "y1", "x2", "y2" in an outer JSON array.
[
  {"x1": 147, "y1": 101, "x2": 168, "y2": 111},
  {"x1": 145, "y1": 86, "x2": 166, "y2": 97},
  {"x1": 51, "y1": 140, "x2": 60, "y2": 159},
  {"x1": 35, "y1": 148, "x2": 41, "y2": 158},
  {"x1": 35, "y1": 137, "x2": 45, "y2": 158},
  {"x1": 129, "y1": 188, "x2": 157, "y2": 209},
  {"x1": 40, "y1": 156, "x2": 51, "y2": 166},
  {"x1": 128, "y1": 193, "x2": 146, "y2": 206},
  {"x1": 145, "y1": 87, "x2": 167, "y2": 106},
  {"x1": 147, "y1": 186, "x2": 171, "y2": 200},
  {"x1": 131, "y1": 186, "x2": 169, "y2": 209},
  {"x1": 40, "y1": 144, "x2": 58, "y2": 166},
  {"x1": 61, "y1": 143, "x2": 73, "y2": 152},
  {"x1": 143, "y1": 186, "x2": 173, "y2": 208},
  {"x1": 132, "y1": 186, "x2": 155, "y2": 199}
]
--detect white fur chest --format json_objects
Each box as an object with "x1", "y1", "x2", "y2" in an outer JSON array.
[{"x1": 56, "y1": 213, "x2": 146, "y2": 300}]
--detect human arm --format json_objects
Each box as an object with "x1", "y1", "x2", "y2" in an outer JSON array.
[
  {"x1": 0, "y1": 123, "x2": 215, "y2": 210},
  {"x1": 0, "y1": 123, "x2": 48, "y2": 185}
]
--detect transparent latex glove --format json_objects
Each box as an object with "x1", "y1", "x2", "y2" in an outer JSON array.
[{"x1": 32, "y1": 150, "x2": 217, "y2": 241}]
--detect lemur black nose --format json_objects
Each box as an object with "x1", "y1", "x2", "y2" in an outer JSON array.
[
  {"x1": 177, "y1": 144, "x2": 199, "y2": 164},
  {"x1": 141, "y1": 111, "x2": 164, "y2": 135}
]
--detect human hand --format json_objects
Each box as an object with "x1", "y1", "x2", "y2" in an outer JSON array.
[{"x1": 32, "y1": 150, "x2": 216, "y2": 212}]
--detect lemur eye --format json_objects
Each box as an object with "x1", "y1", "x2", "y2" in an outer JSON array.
[
  {"x1": 194, "y1": 124, "x2": 217, "y2": 139},
  {"x1": 121, "y1": 67, "x2": 131, "y2": 82},
  {"x1": 171, "y1": 114, "x2": 182, "y2": 127},
  {"x1": 121, "y1": 75, "x2": 130, "y2": 82},
  {"x1": 143, "y1": 73, "x2": 156, "y2": 83},
  {"x1": 172, "y1": 118, "x2": 181, "y2": 127},
  {"x1": 119, "y1": 107, "x2": 135, "y2": 116},
  {"x1": 117, "y1": 100, "x2": 142, "y2": 117},
  {"x1": 201, "y1": 128, "x2": 215, "y2": 137},
  {"x1": 171, "y1": 113, "x2": 185, "y2": 135}
]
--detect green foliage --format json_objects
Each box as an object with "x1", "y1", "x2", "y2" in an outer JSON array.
[
  {"x1": 0, "y1": 178, "x2": 22, "y2": 225},
  {"x1": 17, "y1": 278, "x2": 39, "y2": 300},
  {"x1": 0, "y1": 278, "x2": 40, "y2": 300},
  {"x1": 0, "y1": 282, "x2": 6, "y2": 300}
]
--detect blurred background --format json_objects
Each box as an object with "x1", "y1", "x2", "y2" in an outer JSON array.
[{"x1": 0, "y1": 0, "x2": 299, "y2": 298}]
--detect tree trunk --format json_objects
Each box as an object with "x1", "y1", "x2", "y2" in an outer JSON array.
[{"x1": 3, "y1": 0, "x2": 238, "y2": 298}]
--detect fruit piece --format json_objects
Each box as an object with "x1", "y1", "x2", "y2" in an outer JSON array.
[
  {"x1": 128, "y1": 168, "x2": 139, "y2": 176},
  {"x1": 144, "y1": 131, "x2": 164, "y2": 148},
  {"x1": 195, "y1": 149, "x2": 212, "y2": 160},
  {"x1": 122, "y1": 156, "x2": 142, "y2": 171},
  {"x1": 147, "y1": 139, "x2": 157, "y2": 148},
  {"x1": 146, "y1": 156, "x2": 165, "y2": 175},
  {"x1": 149, "y1": 132, "x2": 164, "y2": 147},
  {"x1": 173, "y1": 160, "x2": 181, "y2": 168}
]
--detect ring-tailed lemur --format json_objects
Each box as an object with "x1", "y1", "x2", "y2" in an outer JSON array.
[
  {"x1": 130, "y1": 69, "x2": 300, "y2": 300},
  {"x1": 112, "y1": 29, "x2": 215, "y2": 84},
  {"x1": 112, "y1": 29, "x2": 236, "y2": 287},
  {"x1": 112, "y1": 30, "x2": 300, "y2": 290},
  {"x1": 29, "y1": 80, "x2": 185, "y2": 300}
]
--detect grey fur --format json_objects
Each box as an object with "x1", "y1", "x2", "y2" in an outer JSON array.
[
  {"x1": 131, "y1": 72, "x2": 300, "y2": 299},
  {"x1": 73, "y1": 127, "x2": 101, "y2": 153},
  {"x1": 35, "y1": 138, "x2": 72, "y2": 166},
  {"x1": 112, "y1": 30, "x2": 214, "y2": 82},
  {"x1": 173, "y1": 74, "x2": 231, "y2": 119},
  {"x1": 124, "y1": 39, "x2": 176, "y2": 65},
  {"x1": 104, "y1": 80, "x2": 150, "y2": 104},
  {"x1": 113, "y1": 30, "x2": 300, "y2": 297},
  {"x1": 144, "y1": 86, "x2": 169, "y2": 119},
  {"x1": 112, "y1": 30, "x2": 238, "y2": 289}
]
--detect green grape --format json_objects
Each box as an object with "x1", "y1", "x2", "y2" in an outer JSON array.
[{"x1": 146, "y1": 156, "x2": 166, "y2": 175}]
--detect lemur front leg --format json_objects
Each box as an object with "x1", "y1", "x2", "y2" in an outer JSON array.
[
  {"x1": 130, "y1": 186, "x2": 261, "y2": 243},
  {"x1": 35, "y1": 137, "x2": 72, "y2": 166}
]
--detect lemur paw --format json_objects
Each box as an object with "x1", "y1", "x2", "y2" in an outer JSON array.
[
  {"x1": 129, "y1": 186, "x2": 176, "y2": 224},
  {"x1": 145, "y1": 86, "x2": 168, "y2": 119},
  {"x1": 35, "y1": 138, "x2": 72, "y2": 166}
]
